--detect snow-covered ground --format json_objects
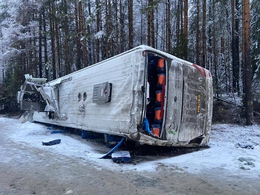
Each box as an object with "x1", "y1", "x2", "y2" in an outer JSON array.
[{"x1": 1, "y1": 116, "x2": 260, "y2": 179}]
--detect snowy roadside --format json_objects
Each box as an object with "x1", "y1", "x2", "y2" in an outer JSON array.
[{"x1": 1, "y1": 116, "x2": 260, "y2": 179}]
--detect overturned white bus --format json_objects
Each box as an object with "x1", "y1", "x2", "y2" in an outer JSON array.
[{"x1": 17, "y1": 45, "x2": 213, "y2": 147}]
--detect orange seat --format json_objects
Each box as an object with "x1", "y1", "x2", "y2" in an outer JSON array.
[
  {"x1": 154, "y1": 107, "x2": 163, "y2": 122},
  {"x1": 157, "y1": 74, "x2": 165, "y2": 86},
  {"x1": 152, "y1": 125, "x2": 160, "y2": 137},
  {"x1": 157, "y1": 58, "x2": 165, "y2": 72},
  {"x1": 156, "y1": 90, "x2": 162, "y2": 104}
]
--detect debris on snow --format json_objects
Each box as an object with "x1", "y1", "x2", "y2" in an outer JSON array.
[
  {"x1": 112, "y1": 151, "x2": 131, "y2": 163},
  {"x1": 42, "y1": 139, "x2": 61, "y2": 146},
  {"x1": 235, "y1": 143, "x2": 254, "y2": 149}
]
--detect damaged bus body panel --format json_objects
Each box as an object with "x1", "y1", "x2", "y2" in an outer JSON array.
[{"x1": 17, "y1": 45, "x2": 213, "y2": 147}]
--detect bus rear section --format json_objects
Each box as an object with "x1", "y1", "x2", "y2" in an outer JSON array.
[{"x1": 141, "y1": 50, "x2": 213, "y2": 147}]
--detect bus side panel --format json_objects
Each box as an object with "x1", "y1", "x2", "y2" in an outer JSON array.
[
  {"x1": 165, "y1": 60, "x2": 183, "y2": 143},
  {"x1": 33, "y1": 50, "x2": 145, "y2": 137}
]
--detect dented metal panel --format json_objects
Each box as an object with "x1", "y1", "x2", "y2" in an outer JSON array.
[
  {"x1": 164, "y1": 61, "x2": 212, "y2": 146},
  {"x1": 33, "y1": 48, "x2": 145, "y2": 137},
  {"x1": 178, "y1": 64, "x2": 208, "y2": 142},
  {"x1": 164, "y1": 60, "x2": 183, "y2": 144}
]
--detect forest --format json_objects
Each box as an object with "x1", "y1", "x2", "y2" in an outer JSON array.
[{"x1": 0, "y1": 0, "x2": 259, "y2": 125}]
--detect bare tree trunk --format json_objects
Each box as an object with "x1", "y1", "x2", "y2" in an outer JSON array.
[
  {"x1": 202, "y1": 0, "x2": 206, "y2": 68},
  {"x1": 54, "y1": 3, "x2": 61, "y2": 77},
  {"x1": 38, "y1": 8, "x2": 43, "y2": 78},
  {"x1": 221, "y1": 36, "x2": 228, "y2": 92},
  {"x1": 166, "y1": 0, "x2": 171, "y2": 53},
  {"x1": 235, "y1": 0, "x2": 240, "y2": 94},
  {"x1": 140, "y1": 0, "x2": 145, "y2": 44},
  {"x1": 63, "y1": 0, "x2": 70, "y2": 75},
  {"x1": 50, "y1": 1, "x2": 56, "y2": 79},
  {"x1": 119, "y1": 0, "x2": 126, "y2": 53},
  {"x1": 105, "y1": 0, "x2": 109, "y2": 58},
  {"x1": 231, "y1": 0, "x2": 240, "y2": 94},
  {"x1": 74, "y1": 0, "x2": 82, "y2": 70},
  {"x1": 78, "y1": 1, "x2": 87, "y2": 67},
  {"x1": 105, "y1": 0, "x2": 112, "y2": 58},
  {"x1": 147, "y1": 0, "x2": 155, "y2": 47},
  {"x1": 242, "y1": 0, "x2": 246, "y2": 94},
  {"x1": 42, "y1": 6, "x2": 49, "y2": 80},
  {"x1": 183, "y1": 0, "x2": 188, "y2": 60},
  {"x1": 242, "y1": 0, "x2": 253, "y2": 125},
  {"x1": 155, "y1": 5, "x2": 159, "y2": 48},
  {"x1": 176, "y1": 0, "x2": 181, "y2": 56},
  {"x1": 95, "y1": 0, "x2": 101, "y2": 62},
  {"x1": 225, "y1": 7, "x2": 232, "y2": 93},
  {"x1": 207, "y1": 0, "x2": 213, "y2": 72},
  {"x1": 87, "y1": 0, "x2": 93, "y2": 65},
  {"x1": 33, "y1": 20, "x2": 38, "y2": 77},
  {"x1": 195, "y1": 0, "x2": 200, "y2": 65},
  {"x1": 212, "y1": 2, "x2": 219, "y2": 97},
  {"x1": 128, "y1": 0, "x2": 133, "y2": 49}
]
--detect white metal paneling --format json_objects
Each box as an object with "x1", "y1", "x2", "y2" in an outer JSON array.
[
  {"x1": 177, "y1": 64, "x2": 205, "y2": 142},
  {"x1": 34, "y1": 49, "x2": 145, "y2": 137},
  {"x1": 164, "y1": 60, "x2": 183, "y2": 143}
]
